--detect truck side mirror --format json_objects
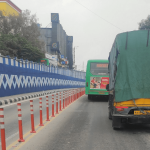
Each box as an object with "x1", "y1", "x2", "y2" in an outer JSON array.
[{"x1": 106, "y1": 84, "x2": 109, "y2": 91}]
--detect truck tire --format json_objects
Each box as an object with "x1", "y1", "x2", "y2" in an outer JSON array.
[
  {"x1": 88, "y1": 95, "x2": 91, "y2": 100},
  {"x1": 108, "y1": 109, "x2": 112, "y2": 120}
]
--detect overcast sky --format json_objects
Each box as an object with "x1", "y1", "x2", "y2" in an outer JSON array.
[{"x1": 13, "y1": 0, "x2": 150, "y2": 71}]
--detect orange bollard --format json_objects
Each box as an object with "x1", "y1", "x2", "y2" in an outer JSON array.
[
  {"x1": 46, "y1": 96, "x2": 50, "y2": 121},
  {"x1": 51, "y1": 94, "x2": 55, "y2": 117},
  {"x1": 73, "y1": 89, "x2": 75, "y2": 101},
  {"x1": 0, "y1": 108, "x2": 6, "y2": 150},
  {"x1": 30, "y1": 100, "x2": 36, "y2": 133},
  {"x1": 71, "y1": 90, "x2": 72, "y2": 103},
  {"x1": 69, "y1": 90, "x2": 71, "y2": 104},
  {"x1": 68, "y1": 90, "x2": 70, "y2": 105},
  {"x1": 63, "y1": 91, "x2": 65, "y2": 109},
  {"x1": 39, "y1": 98, "x2": 44, "y2": 126},
  {"x1": 17, "y1": 103, "x2": 25, "y2": 142},
  {"x1": 59, "y1": 92, "x2": 62, "y2": 111},
  {"x1": 65, "y1": 91, "x2": 68, "y2": 107},
  {"x1": 56, "y1": 93, "x2": 59, "y2": 114}
]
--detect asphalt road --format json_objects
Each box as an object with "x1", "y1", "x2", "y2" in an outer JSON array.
[
  {"x1": 8, "y1": 94, "x2": 150, "y2": 150},
  {"x1": 0, "y1": 88, "x2": 72, "y2": 148}
]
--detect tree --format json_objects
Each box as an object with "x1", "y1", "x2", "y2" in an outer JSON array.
[
  {"x1": 0, "y1": 10, "x2": 45, "y2": 61},
  {"x1": 0, "y1": 33, "x2": 44, "y2": 61},
  {"x1": 139, "y1": 15, "x2": 150, "y2": 30}
]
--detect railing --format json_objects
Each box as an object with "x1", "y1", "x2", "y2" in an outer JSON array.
[
  {"x1": 0, "y1": 54, "x2": 86, "y2": 80},
  {"x1": 0, "y1": 54, "x2": 85, "y2": 97}
]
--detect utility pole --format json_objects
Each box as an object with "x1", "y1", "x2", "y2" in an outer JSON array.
[
  {"x1": 82, "y1": 62, "x2": 84, "y2": 71},
  {"x1": 73, "y1": 46, "x2": 79, "y2": 69}
]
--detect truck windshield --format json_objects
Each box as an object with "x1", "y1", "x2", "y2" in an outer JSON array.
[{"x1": 90, "y1": 63, "x2": 108, "y2": 75}]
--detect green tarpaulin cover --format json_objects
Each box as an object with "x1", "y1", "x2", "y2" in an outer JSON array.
[{"x1": 109, "y1": 30, "x2": 150, "y2": 102}]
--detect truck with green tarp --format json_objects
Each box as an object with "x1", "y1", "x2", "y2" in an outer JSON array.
[{"x1": 107, "y1": 30, "x2": 150, "y2": 129}]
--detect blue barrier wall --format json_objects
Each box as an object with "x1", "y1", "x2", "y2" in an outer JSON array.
[{"x1": 0, "y1": 55, "x2": 85, "y2": 97}]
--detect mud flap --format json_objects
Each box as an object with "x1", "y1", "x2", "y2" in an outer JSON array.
[{"x1": 112, "y1": 116, "x2": 124, "y2": 129}]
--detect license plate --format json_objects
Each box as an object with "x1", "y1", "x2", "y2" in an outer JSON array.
[
  {"x1": 134, "y1": 110, "x2": 150, "y2": 115},
  {"x1": 99, "y1": 92, "x2": 105, "y2": 94}
]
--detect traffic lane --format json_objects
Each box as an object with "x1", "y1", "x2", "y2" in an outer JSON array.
[{"x1": 18, "y1": 95, "x2": 150, "y2": 150}]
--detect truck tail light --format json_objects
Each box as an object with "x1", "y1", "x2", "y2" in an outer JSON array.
[
  {"x1": 116, "y1": 108, "x2": 124, "y2": 111},
  {"x1": 116, "y1": 106, "x2": 128, "y2": 111}
]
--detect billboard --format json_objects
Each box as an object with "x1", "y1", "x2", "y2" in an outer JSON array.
[
  {"x1": 67, "y1": 36, "x2": 73, "y2": 42},
  {"x1": 51, "y1": 42, "x2": 59, "y2": 50},
  {"x1": 90, "y1": 77, "x2": 109, "y2": 89},
  {"x1": 51, "y1": 13, "x2": 59, "y2": 23}
]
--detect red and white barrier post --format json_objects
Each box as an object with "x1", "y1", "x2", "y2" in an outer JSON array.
[
  {"x1": 65, "y1": 91, "x2": 67, "y2": 107},
  {"x1": 46, "y1": 96, "x2": 50, "y2": 121},
  {"x1": 68, "y1": 90, "x2": 70, "y2": 105},
  {"x1": 66, "y1": 91, "x2": 68, "y2": 107},
  {"x1": 63, "y1": 91, "x2": 65, "y2": 109},
  {"x1": 74, "y1": 89, "x2": 75, "y2": 100},
  {"x1": 30, "y1": 100, "x2": 36, "y2": 133},
  {"x1": 0, "y1": 108, "x2": 6, "y2": 150},
  {"x1": 75, "y1": 89, "x2": 77, "y2": 101},
  {"x1": 72, "y1": 90, "x2": 74, "y2": 102},
  {"x1": 74, "y1": 89, "x2": 76, "y2": 101},
  {"x1": 72, "y1": 90, "x2": 73, "y2": 102},
  {"x1": 59, "y1": 92, "x2": 62, "y2": 111},
  {"x1": 79, "y1": 89, "x2": 81, "y2": 97},
  {"x1": 39, "y1": 98, "x2": 44, "y2": 126},
  {"x1": 17, "y1": 103, "x2": 25, "y2": 142},
  {"x1": 51, "y1": 94, "x2": 55, "y2": 117},
  {"x1": 56, "y1": 93, "x2": 59, "y2": 114},
  {"x1": 71, "y1": 90, "x2": 72, "y2": 103},
  {"x1": 69, "y1": 90, "x2": 71, "y2": 104},
  {"x1": 73, "y1": 89, "x2": 75, "y2": 101}
]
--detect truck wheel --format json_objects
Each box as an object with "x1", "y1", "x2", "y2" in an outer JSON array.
[
  {"x1": 108, "y1": 109, "x2": 112, "y2": 120},
  {"x1": 88, "y1": 95, "x2": 91, "y2": 100}
]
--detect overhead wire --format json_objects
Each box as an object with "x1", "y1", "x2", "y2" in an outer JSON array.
[{"x1": 74, "y1": 0, "x2": 123, "y2": 31}]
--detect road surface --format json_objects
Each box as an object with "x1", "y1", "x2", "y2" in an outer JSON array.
[{"x1": 6, "y1": 95, "x2": 150, "y2": 150}]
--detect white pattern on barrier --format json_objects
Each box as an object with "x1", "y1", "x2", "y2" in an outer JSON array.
[{"x1": 0, "y1": 74, "x2": 85, "y2": 89}]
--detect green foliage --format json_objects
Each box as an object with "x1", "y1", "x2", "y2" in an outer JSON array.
[
  {"x1": 139, "y1": 15, "x2": 150, "y2": 30},
  {"x1": 0, "y1": 10, "x2": 45, "y2": 61},
  {"x1": 0, "y1": 33, "x2": 44, "y2": 61}
]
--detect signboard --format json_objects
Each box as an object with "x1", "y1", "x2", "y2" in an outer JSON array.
[
  {"x1": 51, "y1": 13, "x2": 59, "y2": 23},
  {"x1": 41, "y1": 60, "x2": 45, "y2": 62},
  {"x1": 97, "y1": 64, "x2": 108, "y2": 68},
  {"x1": 60, "y1": 55, "x2": 64, "y2": 58},
  {"x1": 90, "y1": 77, "x2": 109, "y2": 89},
  {"x1": 45, "y1": 53, "x2": 57, "y2": 61},
  {"x1": 67, "y1": 36, "x2": 73, "y2": 42},
  {"x1": 51, "y1": 42, "x2": 59, "y2": 50},
  {"x1": 61, "y1": 61, "x2": 65, "y2": 65}
]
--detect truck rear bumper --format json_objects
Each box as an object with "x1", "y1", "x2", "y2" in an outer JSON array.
[{"x1": 113, "y1": 114, "x2": 150, "y2": 124}]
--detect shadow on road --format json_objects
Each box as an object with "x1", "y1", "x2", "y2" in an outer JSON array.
[
  {"x1": 122, "y1": 124, "x2": 150, "y2": 132},
  {"x1": 85, "y1": 95, "x2": 109, "y2": 102}
]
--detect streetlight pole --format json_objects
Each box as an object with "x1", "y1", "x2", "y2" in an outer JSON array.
[{"x1": 73, "y1": 46, "x2": 78, "y2": 70}]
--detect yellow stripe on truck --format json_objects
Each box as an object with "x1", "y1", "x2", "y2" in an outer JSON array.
[{"x1": 114, "y1": 98, "x2": 150, "y2": 107}]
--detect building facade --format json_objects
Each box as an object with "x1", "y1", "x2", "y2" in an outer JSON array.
[
  {"x1": 39, "y1": 13, "x2": 74, "y2": 69},
  {"x1": 0, "y1": 0, "x2": 21, "y2": 16}
]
